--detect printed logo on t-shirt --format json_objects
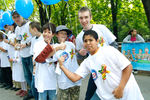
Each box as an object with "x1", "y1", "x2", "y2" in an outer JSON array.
[
  {"x1": 60, "y1": 52, "x2": 69, "y2": 61},
  {"x1": 70, "y1": 49, "x2": 75, "y2": 59},
  {"x1": 23, "y1": 33, "x2": 29, "y2": 41},
  {"x1": 91, "y1": 69, "x2": 98, "y2": 80},
  {"x1": 99, "y1": 37, "x2": 105, "y2": 47},
  {"x1": 98, "y1": 64, "x2": 110, "y2": 80}
]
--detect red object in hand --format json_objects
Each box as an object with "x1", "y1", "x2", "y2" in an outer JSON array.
[{"x1": 35, "y1": 44, "x2": 53, "y2": 63}]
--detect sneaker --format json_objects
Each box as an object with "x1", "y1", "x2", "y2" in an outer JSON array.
[
  {"x1": 20, "y1": 90, "x2": 28, "y2": 97},
  {"x1": 10, "y1": 87, "x2": 16, "y2": 90},
  {"x1": 23, "y1": 94, "x2": 34, "y2": 100},
  {"x1": 16, "y1": 90, "x2": 24, "y2": 95},
  {"x1": 14, "y1": 88, "x2": 21, "y2": 91},
  {"x1": 5, "y1": 85, "x2": 12, "y2": 90},
  {"x1": 0, "y1": 84, "x2": 7, "y2": 88}
]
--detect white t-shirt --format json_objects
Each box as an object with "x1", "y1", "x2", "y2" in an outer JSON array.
[
  {"x1": 76, "y1": 24, "x2": 116, "y2": 50},
  {"x1": 7, "y1": 31, "x2": 16, "y2": 58},
  {"x1": 52, "y1": 41, "x2": 81, "y2": 89},
  {"x1": 15, "y1": 21, "x2": 32, "y2": 57},
  {"x1": 30, "y1": 35, "x2": 43, "y2": 56},
  {"x1": 33, "y1": 39, "x2": 57, "y2": 93},
  {"x1": 75, "y1": 46, "x2": 144, "y2": 100},
  {"x1": 0, "y1": 41, "x2": 10, "y2": 67},
  {"x1": 12, "y1": 50, "x2": 25, "y2": 82}
]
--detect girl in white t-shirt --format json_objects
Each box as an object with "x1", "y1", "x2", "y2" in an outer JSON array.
[
  {"x1": 9, "y1": 49, "x2": 27, "y2": 97},
  {"x1": 58, "y1": 30, "x2": 144, "y2": 100}
]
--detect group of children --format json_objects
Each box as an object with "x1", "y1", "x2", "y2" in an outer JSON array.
[
  {"x1": 0, "y1": 7, "x2": 144, "y2": 100},
  {"x1": 0, "y1": 21, "x2": 81, "y2": 100}
]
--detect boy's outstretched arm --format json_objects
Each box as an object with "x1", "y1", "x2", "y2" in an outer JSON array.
[
  {"x1": 58, "y1": 56, "x2": 82, "y2": 82},
  {"x1": 112, "y1": 64, "x2": 132, "y2": 99}
]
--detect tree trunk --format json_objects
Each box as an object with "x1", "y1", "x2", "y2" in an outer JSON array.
[
  {"x1": 35, "y1": 0, "x2": 50, "y2": 26},
  {"x1": 142, "y1": 0, "x2": 150, "y2": 28},
  {"x1": 110, "y1": 0, "x2": 118, "y2": 41}
]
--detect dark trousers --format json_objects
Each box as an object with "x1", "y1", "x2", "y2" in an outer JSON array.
[
  {"x1": 85, "y1": 74, "x2": 99, "y2": 100},
  {"x1": 0, "y1": 67, "x2": 3, "y2": 83},
  {"x1": 1, "y1": 67, "x2": 13, "y2": 86}
]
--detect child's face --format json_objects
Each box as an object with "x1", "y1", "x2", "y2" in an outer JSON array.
[
  {"x1": 83, "y1": 35, "x2": 99, "y2": 54},
  {"x1": 43, "y1": 29, "x2": 54, "y2": 43},
  {"x1": 56, "y1": 31, "x2": 67, "y2": 43},
  {"x1": 29, "y1": 27, "x2": 37, "y2": 36}
]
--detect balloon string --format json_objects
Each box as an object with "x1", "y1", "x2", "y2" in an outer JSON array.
[
  {"x1": 74, "y1": 1, "x2": 78, "y2": 34},
  {"x1": 66, "y1": 2, "x2": 71, "y2": 28},
  {"x1": 3, "y1": 0, "x2": 8, "y2": 10},
  {"x1": 45, "y1": 5, "x2": 54, "y2": 44}
]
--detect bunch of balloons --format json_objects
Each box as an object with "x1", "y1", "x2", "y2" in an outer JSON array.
[{"x1": 0, "y1": 10, "x2": 14, "y2": 30}]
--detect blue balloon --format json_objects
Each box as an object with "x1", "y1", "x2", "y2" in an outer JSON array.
[
  {"x1": 64, "y1": 0, "x2": 69, "y2": 1},
  {"x1": 41, "y1": 0, "x2": 61, "y2": 5},
  {"x1": 0, "y1": 18, "x2": 4, "y2": 30},
  {"x1": 0, "y1": 10, "x2": 3, "y2": 15},
  {"x1": 15, "y1": 0, "x2": 34, "y2": 19},
  {"x1": 2, "y1": 10, "x2": 14, "y2": 26}
]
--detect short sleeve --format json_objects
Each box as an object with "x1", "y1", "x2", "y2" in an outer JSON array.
[
  {"x1": 98, "y1": 25, "x2": 116, "y2": 44},
  {"x1": 109, "y1": 46, "x2": 131, "y2": 70},
  {"x1": 75, "y1": 59, "x2": 90, "y2": 78}
]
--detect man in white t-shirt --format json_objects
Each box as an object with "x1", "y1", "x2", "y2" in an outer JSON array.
[
  {"x1": 12, "y1": 10, "x2": 33, "y2": 100},
  {"x1": 76, "y1": 7, "x2": 118, "y2": 100}
]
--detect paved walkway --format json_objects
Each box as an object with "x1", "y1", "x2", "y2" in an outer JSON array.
[{"x1": 0, "y1": 73, "x2": 150, "y2": 100}]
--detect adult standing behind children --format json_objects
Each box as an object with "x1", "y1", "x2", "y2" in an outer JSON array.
[
  {"x1": 12, "y1": 10, "x2": 33, "y2": 100},
  {"x1": 75, "y1": 7, "x2": 118, "y2": 100}
]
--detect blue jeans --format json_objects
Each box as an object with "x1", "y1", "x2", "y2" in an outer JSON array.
[
  {"x1": 31, "y1": 76, "x2": 38, "y2": 100},
  {"x1": 85, "y1": 74, "x2": 100, "y2": 100},
  {"x1": 39, "y1": 90, "x2": 57, "y2": 100},
  {"x1": 22, "y1": 56, "x2": 33, "y2": 96}
]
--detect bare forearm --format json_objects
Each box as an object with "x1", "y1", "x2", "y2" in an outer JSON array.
[
  {"x1": 60, "y1": 65, "x2": 81, "y2": 82},
  {"x1": 119, "y1": 64, "x2": 132, "y2": 89},
  {"x1": 0, "y1": 47, "x2": 7, "y2": 52}
]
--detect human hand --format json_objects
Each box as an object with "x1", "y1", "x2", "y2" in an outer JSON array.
[
  {"x1": 58, "y1": 56, "x2": 65, "y2": 67},
  {"x1": 112, "y1": 86, "x2": 124, "y2": 99},
  {"x1": 58, "y1": 43, "x2": 66, "y2": 50},
  {"x1": 15, "y1": 44, "x2": 21, "y2": 50},
  {"x1": 4, "y1": 39, "x2": 9, "y2": 43},
  {"x1": 79, "y1": 48, "x2": 87, "y2": 56},
  {"x1": 9, "y1": 58, "x2": 14, "y2": 62},
  {"x1": 20, "y1": 44, "x2": 26, "y2": 49}
]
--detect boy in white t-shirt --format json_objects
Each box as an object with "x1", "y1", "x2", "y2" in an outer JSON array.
[
  {"x1": 0, "y1": 33, "x2": 13, "y2": 89},
  {"x1": 29, "y1": 21, "x2": 43, "y2": 100},
  {"x1": 58, "y1": 30, "x2": 144, "y2": 100},
  {"x1": 52, "y1": 25, "x2": 81, "y2": 100},
  {"x1": 33, "y1": 23, "x2": 66, "y2": 100}
]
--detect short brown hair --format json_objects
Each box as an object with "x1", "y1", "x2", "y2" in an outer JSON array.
[
  {"x1": 29, "y1": 21, "x2": 41, "y2": 32},
  {"x1": 43, "y1": 22, "x2": 56, "y2": 34},
  {"x1": 0, "y1": 32, "x2": 4, "y2": 40},
  {"x1": 78, "y1": 7, "x2": 92, "y2": 16}
]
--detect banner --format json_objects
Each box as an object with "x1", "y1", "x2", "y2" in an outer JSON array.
[{"x1": 121, "y1": 43, "x2": 150, "y2": 71}]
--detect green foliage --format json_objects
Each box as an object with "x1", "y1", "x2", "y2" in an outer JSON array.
[{"x1": 1, "y1": 0, "x2": 150, "y2": 41}]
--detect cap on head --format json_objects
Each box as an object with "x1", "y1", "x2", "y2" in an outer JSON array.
[
  {"x1": 56, "y1": 25, "x2": 72, "y2": 35},
  {"x1": 11, "y1": 10, "x2": 19, "y2": 16}
]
